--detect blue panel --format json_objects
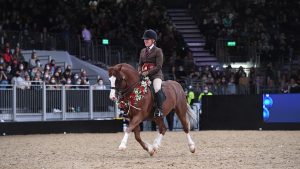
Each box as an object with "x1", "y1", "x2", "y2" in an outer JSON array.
[{"x1": 263, "y1": 94, "x2": 300, "y2": 123}]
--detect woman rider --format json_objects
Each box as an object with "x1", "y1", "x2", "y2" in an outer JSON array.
[{"x1": 138, "y1": 29, "x2": 164, "y2": 117}]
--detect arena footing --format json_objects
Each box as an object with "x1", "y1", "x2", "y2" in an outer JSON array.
[{"x1": 0, "y1": 119, "x2": 123, "y2": 135}]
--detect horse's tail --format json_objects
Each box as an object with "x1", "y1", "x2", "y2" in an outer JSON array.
[{"x1": 186, "y1": 103, "x2": 198, "y2": 130}]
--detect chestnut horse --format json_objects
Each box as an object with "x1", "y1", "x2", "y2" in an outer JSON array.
[{"x1": 108, "y1": 63, "x2": 196, "y2": 156}]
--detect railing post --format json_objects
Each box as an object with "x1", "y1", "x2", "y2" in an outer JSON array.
[
  {"x1": 62, "y1": 85, "x2": 66, "y2": 120},
  {"x1": 104, "y1": 46, "x2": 108, "y2": 65},
  {"x1": 78, "y1": 35, "x2": 82, "y2": 58},
  {"x1": 43, "y1": 82, "x2": 47, "y2": 121},
  {"x1": 89, "y1": 85, "x2": 93, "y2": 120},
  {"x1": 12, "y1": 83, "x2": 17, "y2": 121}
]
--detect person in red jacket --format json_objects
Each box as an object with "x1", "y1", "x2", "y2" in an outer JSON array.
[{"x1": 2, "y1": 47, "x2": 12, "y2": 65}]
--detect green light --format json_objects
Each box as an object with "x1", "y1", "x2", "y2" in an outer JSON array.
[
  {"x1": 227, "y1": 41, "x2": 236, "y2": 47},
  {"x1": 102, "y1": 39, "x2": 109, "y2": 45}
]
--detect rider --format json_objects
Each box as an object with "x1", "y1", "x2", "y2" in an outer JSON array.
[{"x1": 138, "y1": 29, "x2": 164, "y2": 117}]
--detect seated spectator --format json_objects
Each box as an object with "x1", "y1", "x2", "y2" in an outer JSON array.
[
  {"x1": 24, "y1": 75, "x2": 31, "y2": 89},
  {"x1": 11, "y1": 70, "x2": 29, "y2": 89},
  {"x1": 18, "y1": 63, "x2": 29, "y2": 78},
  {"x1": 63, "y1": 65, "x2": 73, "y2": 79},
  {"x1": 31, "y1": 75, "x2": 43, "y2": 90},
  {"x1": 47, "y1": 76, "x2": 58, "y2": 89},
  {"x1": 93, "y1": 78, "x2": 106, "y2": 90},
  {"x1": 65, "y1": 77, "x2": 73, "y2": 89}
]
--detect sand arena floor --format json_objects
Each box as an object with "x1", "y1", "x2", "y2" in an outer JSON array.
[{"x1": 0, "y1": 131, "x2": 299, "y2": 169}]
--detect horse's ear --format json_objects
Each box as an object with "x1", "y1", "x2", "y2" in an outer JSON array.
[
  {"x1": 117, "y1": 64, "x2": 123, "y2": 71},
  {"x1": 108, "y1": 66, "x2": 115, "y2": 76}
]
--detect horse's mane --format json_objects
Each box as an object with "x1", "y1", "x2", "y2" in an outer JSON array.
[{"x1": 113, "y1": 63, "x2": 139, "y2": 78}]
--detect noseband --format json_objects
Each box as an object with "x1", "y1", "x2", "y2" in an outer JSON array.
[{"x1": 112, "y1": 76, "x2": 140, "y2": 99}]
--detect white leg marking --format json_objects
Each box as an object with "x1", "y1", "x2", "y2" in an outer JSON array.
[
  {"x1": 186, "y1": 133, "x2": 195, "y2": 153},
  {"x1": 145, "y1": 142, "x2": 155, "y2": 156},
  {"x1": 153, "y1": 134, "x2": 163, "y2": 151},
  {"x1": 109, "y1": 76, "x2": 116, "y2": 100},
  {"x1": 119, "y1": 132, "x2": 129, "y2": 150}
]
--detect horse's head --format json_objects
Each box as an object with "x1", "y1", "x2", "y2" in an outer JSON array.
[{"x1": 108, "y1": 63, "x2": 139, "y2": 101}]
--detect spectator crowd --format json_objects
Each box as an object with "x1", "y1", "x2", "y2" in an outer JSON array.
[
  {"x1": 189, "y1": 0, "x2": 299, "y2": 63},
  {"x1": 0, "y1": 43, "x2": 106, "y2": 90}
]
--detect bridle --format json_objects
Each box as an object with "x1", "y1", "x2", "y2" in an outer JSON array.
[{"x1": 112, "y1": 75, "x2": 140, "y2": 99}]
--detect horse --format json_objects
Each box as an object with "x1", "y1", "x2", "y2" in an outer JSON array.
[{"x1": 108, "y1": 63, "x2": 196, "y2": 156}]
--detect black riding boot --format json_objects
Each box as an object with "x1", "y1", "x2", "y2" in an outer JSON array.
[{"x1": 154, "y1": 89, "x2": 164, "y2": 117}]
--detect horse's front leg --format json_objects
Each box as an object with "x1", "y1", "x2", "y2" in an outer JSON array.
[
  {"x1": 118, "y1": 116, "x2": 142, "y2": 150},
  {"x1": 133, "y1": 125, "x2": 155, "y2": 156}
]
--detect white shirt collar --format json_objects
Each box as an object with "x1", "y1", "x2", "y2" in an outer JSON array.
[{"x1": 148, "y1": 44, "x2": 154, "y2": 50}]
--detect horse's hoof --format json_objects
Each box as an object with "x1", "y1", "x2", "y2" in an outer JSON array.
[
  {"x1": 189, "y1": 144, "x2": 195, "y2": 153},
  {"x1": 118, "y1": 145, "x2": 127, "y2": 151},
  {"x1": 149, "y1": 149, "x2": 155, "y2": 156},
  {"x1": 147, "y1": 145, "x2": 155, "y2": 156},
  {"x1": 153, "y1": 144, "x2": 159, "y2": 151}
]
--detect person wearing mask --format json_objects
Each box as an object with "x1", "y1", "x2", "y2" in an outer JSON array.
[
  {"x1": 11, "y1": 70, "x2": 28, "y2": 89},
  {"x1": 198, "y1": 85, "x2": 213, "y2": 102},
  {"x1": 138, "y1": 29, "x2": 164, "y2": 117}
]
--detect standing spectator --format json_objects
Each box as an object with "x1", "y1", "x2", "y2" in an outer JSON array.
[
  {"x1": 216, "y1": 76, "x2": 227, "y2": 95},
  {"x1": 81, "y1": 25, "x2": 92, "y2": 60},
  {"x1": 186, "y1": 85, "x2": 195, "y2": 106},
  {"x1": 0, "y1": 64, "x2": 8, "y2": 88},
  {"x1": 198, "y1": 85, "x2": 213, "y2": 102},
  {"x1": 12, "y1": 46, "x2": 25, "y2": 63},
  {"x1": 238, "y1": 72, "x2": 249, "y2": 94},
  {"x1": 227, "y1": 77, "x2": 237, "y2": 95},
  {"x1": 2, "y1": 47, "x2": 12, "y2": 65},
  {"x1": 29, "y1": 51, "x2": 38, "y2": 68},
  {"x1": 288, "y1": 78, "x2": 300, "y2": 93},
  {"x1": 49, "y1": 59, "x2": 56, "y2": 75}
]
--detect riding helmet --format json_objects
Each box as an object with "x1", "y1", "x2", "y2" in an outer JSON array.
[{"x1": 142, "y1": 29, "x2": 157, "y2": 41}]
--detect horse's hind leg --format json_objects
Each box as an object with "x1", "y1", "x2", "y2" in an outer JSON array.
[
  {"x1": 133, "y1": 125, "x2": 155, "y2": 156},
  {"x1": 175, "y1": 105, "x2": 196, "y2": 153},
  {"x1": 152, "y1": 117, "x2": 167, "y2": 151}
]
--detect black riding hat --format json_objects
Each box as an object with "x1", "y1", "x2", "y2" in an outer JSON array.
[{"x1": 142, "y1": 29, "x2": 157, "y2": 41}]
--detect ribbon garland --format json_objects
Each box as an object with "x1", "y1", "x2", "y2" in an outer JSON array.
[{"x1": 116, "y1": 77, "x2": 151, "y2": 110}]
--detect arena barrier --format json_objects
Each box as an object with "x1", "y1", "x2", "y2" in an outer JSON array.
[{"x1": 0, "y1": 83, "x2": 116, "y2": 122}]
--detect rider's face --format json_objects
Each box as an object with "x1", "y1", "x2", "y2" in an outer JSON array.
[{"x1": 144, "y1": 39, "x2": 154, "y2": 47}]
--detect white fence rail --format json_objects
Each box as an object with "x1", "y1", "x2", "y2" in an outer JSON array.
[{"x1": 0, "y1": 84, "x2": 116, "y2": 122}]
